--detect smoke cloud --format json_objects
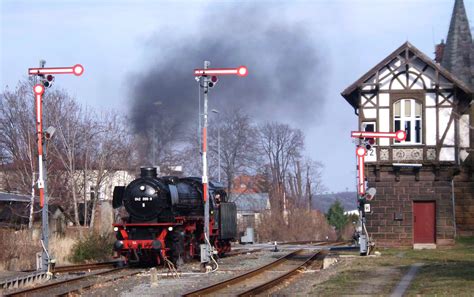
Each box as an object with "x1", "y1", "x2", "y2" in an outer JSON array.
[{"x1": 129, "y1": 4, "x2": 327, "y2": 136}]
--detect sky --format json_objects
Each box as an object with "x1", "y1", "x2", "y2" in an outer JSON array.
[{"x1": 1, "y1": 0, "x2": 473, "y2": 193}]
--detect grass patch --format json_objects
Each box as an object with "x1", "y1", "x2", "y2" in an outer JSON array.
[
  {"x1": 70, "y1": 233, "x2": 114, "y2": 263},
  {"x1": 312, "y1": 237, "x2": 474, "y2": 296},
  {"x1": 406, "y1": 236, "x2": 474, "y2": 296},
  {"x1": 456, "y1": 235, "x2": 474, "y2": 245},
  {"x1": 313, "y1": 269, "x2": 364, "y2": 296}
]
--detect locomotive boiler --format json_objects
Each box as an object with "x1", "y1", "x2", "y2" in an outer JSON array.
[{"x1": 112, "y1": 167, "x2": 237, "y2": 266}]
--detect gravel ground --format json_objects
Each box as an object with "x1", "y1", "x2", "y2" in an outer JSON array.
[
  {"x1": 1, "y1": 250, "x2": 348, "y2": 296},
  {"x1": 265, "y1": 251, "x2": 336, "y2": 296},
  {"x1": 84, "y1": 250, "x2": 289, "y2": 297}
]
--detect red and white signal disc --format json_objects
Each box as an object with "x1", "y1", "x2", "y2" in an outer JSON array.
[
  {"x1": 395, "y1": 130, "x2": 407, "y2": 141},
  {"x1": 237, "y1": 66, "x2": 248, "y2": 77},
  {"x1": 356, "y1": 146, "x2": 366, "y2": 157},
  {"x1": 73, "y1": 64, "x2": 84, "y2": 76},
  {"x1": 34, "y1": 84, "x2": 45, "y2": 95}
]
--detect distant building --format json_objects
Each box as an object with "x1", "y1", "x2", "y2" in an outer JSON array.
[
  {"x1": 341, "y1": 0, "x2": 474, "y2": 247},
  {"x1": 0, "y1": 192, "x2": 68, "y2": 236},
  {"x1": 78, "y1": 170, "x2": 135, "y2": 201},
  {"x1": 231, "y1": 174, "x2": 266, "y2": 194},
  {"x1": 233, "y1": 193, "x2": 271, "y2": 231}
]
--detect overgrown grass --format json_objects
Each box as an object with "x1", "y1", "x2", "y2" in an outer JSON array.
[
  {"x1": 0, "y1": 228, "x2": 40, "y2": 271},
  {"x1": 70, "y1": 233, "x2": 114, "y2": 263},
  {"x1": 50, "y1": 235, "x2": 76, "y2": 265}
]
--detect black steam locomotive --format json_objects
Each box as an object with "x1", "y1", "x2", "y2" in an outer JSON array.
[{"x1": 112, "y1": 167, "x2": 237, "y2": 266}]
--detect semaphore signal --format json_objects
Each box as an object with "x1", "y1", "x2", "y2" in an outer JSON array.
[
  {"x1": 28, "y1": 60, "x2": 84, "y2": 272},
  {"x1": 351, "y1": 129, "x2": 405, "y2": 257},
  {"x1": 351, "y1": 130, "x2": 407, "y2": 142},
  {"x1": 194, "y1": 61, "x2": 247, "y2": 265},
  {"x1": 28, "y1": 64, "x2": 84, "y2": 76},
  {"x1": 351, "y1": 130, "x2": 407, "y2": 195},
  {"x1": 194, "y1": 65, "x2": 248, "y2": 77}
]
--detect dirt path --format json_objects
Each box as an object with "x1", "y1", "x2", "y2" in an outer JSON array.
[
  {"x1": 274, "y1": 255, "x2": 406, "y2": 296},
  {"x1": 351, "y1": 266, "x2": 402, "y2": 296}
]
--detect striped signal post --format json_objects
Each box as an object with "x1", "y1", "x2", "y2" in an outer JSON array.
[
  {"x1": 356, "y1": 146, "x2": 367, "y2": 195},
  {"x1": 194, "y1": 62, "x2": 248, "y2": 264},
  {"x1": 28, "y1": 61, "x2": 84, "y2": 271},
  {"x1": 351, "y1": 129, "x2": 406, "y2": 255}
]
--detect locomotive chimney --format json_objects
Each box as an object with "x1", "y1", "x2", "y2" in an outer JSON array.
[{"x1": 141, "y1": 167, "x2": 158, "y2": 178}]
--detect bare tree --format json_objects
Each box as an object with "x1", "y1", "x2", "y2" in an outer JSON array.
[
  {"x1": 1, "y1": 80, "x2": 140, "y2": 231},
  {"x1": 86, "y1": 112, "x2": 134, "y2": 229},
  {"x1": 46, "y1": 91, "x2": 89, "y2": 226},
  {"x1": 0, "y1": 82, "x2": 36, "y2": 194},
  {"x1": 207, "y1": 108, "x2": 258, "y2": 199},
  {"x1": 257, "y1": 122, "x2": 304, "y2": 213},
  {"x1": 0, "y1": 81, "x2": 37, "y2": 228},
  {"x1": 287, "y1": 158, "x2": 325, "y2": 210},
  {"x1": 180, "y1": 127, "x2": 202, "y2": 177}
]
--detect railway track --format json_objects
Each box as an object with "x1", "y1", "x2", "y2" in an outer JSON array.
[
  {"x1": 5, "y1": 267, "x2": 140, "y2": 297},
  {"x1": 279, "y1": 240, "x2": 350, "y2": 246},
  {"x1": 225, "y1": 248, "x2": 263, "y2": 257},
  {"x1": 52, "y1": 261, "x2": 119, "y2": 274},
  {"x1": 183, "y1": 249, "x2": 324, "y2": 297}
]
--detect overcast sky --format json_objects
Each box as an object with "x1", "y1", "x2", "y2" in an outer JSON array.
[{"x1": 1, "y1": 0, "x2": 473, "y2": 193}]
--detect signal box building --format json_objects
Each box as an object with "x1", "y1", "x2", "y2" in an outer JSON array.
[{"x1": 341, "y1": 1, "x2": 474, "y2": 247}]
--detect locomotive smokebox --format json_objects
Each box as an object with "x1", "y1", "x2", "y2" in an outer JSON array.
[{"x1": 141, "y1": 167, "x2": 158, "y2": 178}]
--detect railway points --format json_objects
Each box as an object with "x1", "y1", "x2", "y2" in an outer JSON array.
[{"x1": 183, "y1": 249, "x2": 324, "y2": 296}]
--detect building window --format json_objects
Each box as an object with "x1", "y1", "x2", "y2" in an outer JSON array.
[
  {"x1": 362, "y1": 121, "x2": 376, "y2": 145},
  {"x1": 394, "y1": 99, "x2": 422, "y2": 144}
]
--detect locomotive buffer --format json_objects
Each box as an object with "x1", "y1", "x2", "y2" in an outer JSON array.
[{"x1": 194, "y1": 62, "x2": 247, "y2": 264}]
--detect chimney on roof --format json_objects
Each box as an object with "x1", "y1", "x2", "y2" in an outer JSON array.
[{"x1": 434, "y1": 40, "x2": 445, "y2": 63}]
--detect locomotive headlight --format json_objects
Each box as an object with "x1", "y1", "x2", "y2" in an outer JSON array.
[
  {"x1": 168, "y1": 226, "x2": 173, "y2": 232},
  {"x1": 113, "y1": 227, "x2": 119, "y2": 232},
  {"x1": 139, "y1": 185, "x2": 146, "y2": 191}
]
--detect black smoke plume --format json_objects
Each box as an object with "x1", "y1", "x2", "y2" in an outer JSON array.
[{"x1": 129, "y1": 4, "x2": 327, "y2": 138}]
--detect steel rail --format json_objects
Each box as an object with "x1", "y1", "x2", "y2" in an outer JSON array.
[
  {"x1": 5, "y1": 267, "x2": 136, "y2": 297},
  {"x1": 238, "y1": 250, "x2": 323, "y2": 297},
  {"x1": 52, "y1": 261, "x2": 118, "y2": 273},
  {"x1": 278, "y1": 240, "x2": 350, "y2": 246},
  {"x1": 182, "y1": 249, "x2": 303, "y2": 297},
  {"x1": 224, "y1": 248, "x2": 263, "y2": 257}
]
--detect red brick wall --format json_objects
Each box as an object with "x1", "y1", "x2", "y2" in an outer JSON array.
[
  {"x1": 454, "y1": 168, "x2": 474, "y2": 236},
  {"x1": 365, "y1": 166, "x2": 457, "y2": 247}
]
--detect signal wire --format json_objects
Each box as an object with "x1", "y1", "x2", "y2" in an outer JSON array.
[{"x1": 204, "y1": 233, "x2": 219, "y2": 273}]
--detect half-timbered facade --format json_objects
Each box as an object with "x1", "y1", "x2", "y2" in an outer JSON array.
[{"x1": 342, "y1": 40, "x2": 473, "y2": 247}]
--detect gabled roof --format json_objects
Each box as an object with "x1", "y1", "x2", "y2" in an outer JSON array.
[
  {"x1": 233, "y1": 193, "x2": 270, "y2": 212},
  {"x1": 0, "y1": 192, "x2": 32, "y2": 202},
  {"x1": 341, "y1": 41, "x2": 473, "y2": 109},
  {"x1": 442, "y1": 0, "x2": 474, "y2": 89}
]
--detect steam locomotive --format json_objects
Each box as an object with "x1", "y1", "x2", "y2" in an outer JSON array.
[{"x1": 112, "y1": 167, "x2": 237, "y2": 266}]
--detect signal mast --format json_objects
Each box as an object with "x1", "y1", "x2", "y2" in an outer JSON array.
[
  {"x1": 28, "y1": 61, "x2": 84, "y2": 271},
  {"x1": 351, "y1": 130, "x2": 406, "y2": 255},
  {"x1": 194, "y1": 62, "x2": 247, "y2": 265}
]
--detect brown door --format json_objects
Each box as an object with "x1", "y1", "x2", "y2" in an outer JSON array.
[{"x1": 413, "y1": 201, "x2": 436, "y2": 244}]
